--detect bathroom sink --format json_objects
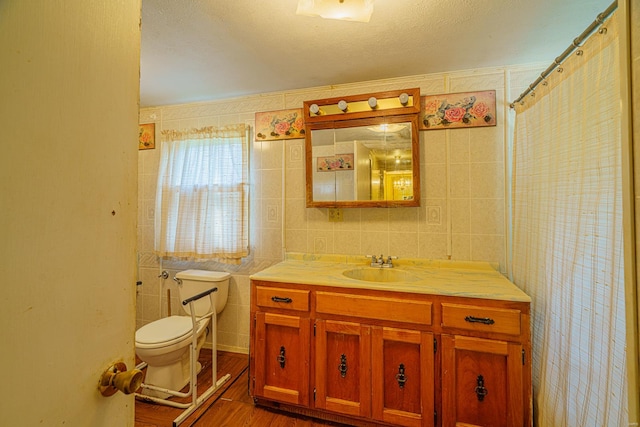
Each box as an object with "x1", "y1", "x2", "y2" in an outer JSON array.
[{"x1": 342, "y1": 267, "x2": 420, "y2": 283}]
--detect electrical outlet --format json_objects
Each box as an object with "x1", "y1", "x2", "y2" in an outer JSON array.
[{"x1": 328, "y1": 208, "x2": 343, "y2": 222}]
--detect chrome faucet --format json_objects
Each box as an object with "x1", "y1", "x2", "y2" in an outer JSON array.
[
  {"x1": 385, "y1": 255, "x2": 398, "y2": 268},
  {"x1": 366, "y1": 254, "x2": 398, "y2": 268}
]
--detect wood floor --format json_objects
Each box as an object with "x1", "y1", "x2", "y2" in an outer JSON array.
[{"x1": 135, "y1": 350, "x2": 350, "y2": 427}]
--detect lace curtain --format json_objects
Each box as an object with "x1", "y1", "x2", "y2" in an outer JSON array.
[
  {"x1": 512, "y1": 12, "x2": 628, "y2": 426},
  {"x1": 154, "y1": 124, "x2": 249, "y2": 264}
]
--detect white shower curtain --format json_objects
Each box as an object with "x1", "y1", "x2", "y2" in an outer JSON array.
[{"x1": 512, "y1": 12, "x2": 628, "y2": 426}]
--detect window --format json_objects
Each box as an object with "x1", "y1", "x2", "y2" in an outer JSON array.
[{"x1": 154, "y1": 124, "x2": 249, "y2": 264}]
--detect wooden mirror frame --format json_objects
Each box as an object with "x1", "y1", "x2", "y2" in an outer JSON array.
[{"x1": 303, "y1": 88, "x2": 421, "y2": 208}]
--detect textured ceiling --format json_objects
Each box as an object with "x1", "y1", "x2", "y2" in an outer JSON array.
[{"x1": 140, "y1": 0, "x2": 613, "y2": 107}]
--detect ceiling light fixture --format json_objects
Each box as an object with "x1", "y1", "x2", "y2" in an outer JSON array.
[{"x1": 296, "y1": 0, "x2": 374, "y2": 23}]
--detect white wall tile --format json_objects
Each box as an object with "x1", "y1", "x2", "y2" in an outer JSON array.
[
  {"x1": 389, "y1": 232, "x2": 419, "y2": 258},
  {"x1": 334, "y1": 230, "x2": 362, "y2": 256},
  {"x1": 418, "y1": 233, "x2": 448, "y2": 259},
  {"x1": 422, "y1": 131, "x2": 447, "y2": 164},
  {"x1": 469, "y1": 162, "x2": 504, "y2": 198}
]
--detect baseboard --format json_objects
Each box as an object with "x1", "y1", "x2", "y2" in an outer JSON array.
[{"x1": 202, "y1": 342, "x2": 249, "y2": 355}]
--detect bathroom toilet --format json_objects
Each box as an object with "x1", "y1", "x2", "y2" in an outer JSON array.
[{"x1": 135, "y1": 269, "x2": 230, "y2": 398}]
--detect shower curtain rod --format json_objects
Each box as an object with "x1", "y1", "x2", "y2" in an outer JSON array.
[{"x1": 509, "y1": 0, "x2": 617, "y2": 108}]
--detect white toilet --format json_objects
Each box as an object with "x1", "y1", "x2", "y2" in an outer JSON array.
[{"x1": 135, "y1": 269, "x2": 230, "y2": 398}]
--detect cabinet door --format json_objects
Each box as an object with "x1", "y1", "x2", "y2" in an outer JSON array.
[
  {"x1": 441, "y1": 335, "x2": 524, "y2": 427},
  {"x1": 254, "y1": 311, "x2": 310, "y2": 406},
  {"x1": 315, "y1": 319, "x2": 371, "y2": 418},
  {"x1": 371, "y1": 327, "x2": 434, "y2": 427}
]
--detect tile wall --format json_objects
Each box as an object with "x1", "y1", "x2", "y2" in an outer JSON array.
[{"x1": 136, "y1": 65, "x2": 544, "y2": 353}]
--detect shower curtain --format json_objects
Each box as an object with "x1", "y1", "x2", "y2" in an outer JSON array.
[{"x1": 511, "y1": 11, "x2": 628, "y2": 426}]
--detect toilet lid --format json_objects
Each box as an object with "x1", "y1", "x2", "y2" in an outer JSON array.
[{"x1": 135, "y1": 316, "x2": 195, "y2": 344}]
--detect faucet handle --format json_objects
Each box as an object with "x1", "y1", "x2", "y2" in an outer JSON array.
[{"x1": 366, "y1": 254, "x2": 383, "y2": 266}]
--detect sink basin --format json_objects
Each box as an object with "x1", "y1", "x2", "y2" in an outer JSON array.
[{"x1": 342, "y1": 267, "x2": 420, "y2": 283}]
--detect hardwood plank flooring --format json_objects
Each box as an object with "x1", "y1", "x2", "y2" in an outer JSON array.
[
  {"x1": 135, "y1": 350, "x2": 248, "y2": 427},
  {"x1": 194, "y1": 369, "x2": 350, "y2": 426},
  {"x1": 135, "y1": 351, "x2": 351, "y2": 427}
]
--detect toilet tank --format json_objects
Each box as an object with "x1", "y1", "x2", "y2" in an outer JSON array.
[{"x1": 174, "y1": 269, "x2": 230, "y2": 316}]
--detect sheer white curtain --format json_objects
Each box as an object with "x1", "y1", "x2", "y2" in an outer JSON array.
[
  {"x1": 154, "y1": 124, "x2": 249, "y2": 264},
  {"x1": 512, "y1": 12, "x2": 628, "y2": 426}
]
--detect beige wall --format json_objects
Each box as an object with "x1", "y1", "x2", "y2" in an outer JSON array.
[{"x1": 137, "y1": 65, "x2": 543, "y2": 353}]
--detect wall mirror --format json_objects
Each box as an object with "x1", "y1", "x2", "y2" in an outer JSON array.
[{"x1": 304, "y1": 89, "x2": 421, "y2": 208}]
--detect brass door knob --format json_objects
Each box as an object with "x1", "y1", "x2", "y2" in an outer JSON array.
[{"x1": 99, "y1": 362, "x2": 143, "y2": 396}]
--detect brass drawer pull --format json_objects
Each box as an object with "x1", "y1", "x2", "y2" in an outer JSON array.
[
  {"x1": 465, "y1": 315, "x2": 495, "y2": 325},
  {"x1": 271, "y1": 296, "x2": 293, "y2": 303}
]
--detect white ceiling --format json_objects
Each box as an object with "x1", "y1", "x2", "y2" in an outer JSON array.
[{"x1": 140, "y1": 0, "x2": 613, "y2": 107}]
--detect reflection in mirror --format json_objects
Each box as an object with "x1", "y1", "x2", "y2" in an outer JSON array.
[{"x1": 306, "y1": 115, "x2": 419, "y2": 208}]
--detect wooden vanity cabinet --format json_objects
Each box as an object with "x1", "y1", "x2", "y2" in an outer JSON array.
[
  {"x1": 252, "y1": 285, "x2": 311, "y2": 406},
  {"x1": 371, "y1": 327, "x2": 434, "y2": 427},
  {"x1": 440, "y1": 302, "x2": 530, "y2": 427},
  {"x1": 314, "y1": 319, "x2": 372, "y2": 418},
  {"x1": 314, "y1": 290, "x2": 435, "y2": 426},
  {"x1": 441, "y1": 335, "x2": 523, "y2": 427},
  {"x1": 250, "y1": 280, "x2": 531, "y2": 427}
]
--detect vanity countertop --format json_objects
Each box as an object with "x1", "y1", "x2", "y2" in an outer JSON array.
[{"x1": 250, "y1": 253, "x2": 530, "y2": 303}]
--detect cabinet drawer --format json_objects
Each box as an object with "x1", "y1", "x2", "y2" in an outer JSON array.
[
  {"x1": 316, "y1": 291, "x2": 432, "y2": 325},
  {"x1": 256, "y1": 286, "x2": 310, "y2": 312},
  {"x1": 441, "y1": 303, "x2": 521, "y2": 336}
]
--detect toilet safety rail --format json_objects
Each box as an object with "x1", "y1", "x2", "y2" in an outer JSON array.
[
  {"x1": 181, "y1": 286, "x2": 218, "y2": 307},
  {"x1": 135, "y1": 285, "x2": 231, "y2": 427}
]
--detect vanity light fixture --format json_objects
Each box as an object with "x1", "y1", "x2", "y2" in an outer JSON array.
[
  {"x1": 296, "y1": 0, "x2": 374, "y2": 23},
  {"x1": 309, "y1": 103, "x2": 320, "y2": 115},
  {"x1": 338, "y1": 100, "x2": 348, "y2": 112},
  {"x1": 398, "y1": 92, "x2": 409, "y2": 105},
  {"x1": 368, "y1": 97, "x2": 378, "y2": 109}
]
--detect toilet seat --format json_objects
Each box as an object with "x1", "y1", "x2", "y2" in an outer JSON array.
[{"x1": 135, "y1": 316, "x2": 207, "y2": 349}]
